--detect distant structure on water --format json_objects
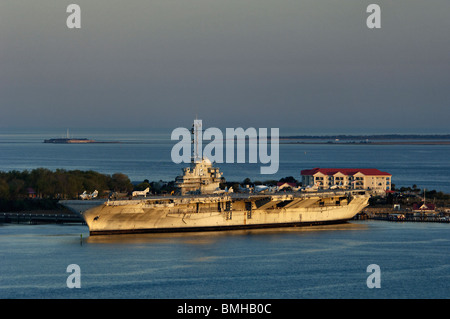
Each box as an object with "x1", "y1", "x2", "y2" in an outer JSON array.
[
  {"x1": 44, "y1": 138, "x2": 96, "y2": 144},
  {"x1": 44, "y1": 129, "x2": 96, "y2": 144}
]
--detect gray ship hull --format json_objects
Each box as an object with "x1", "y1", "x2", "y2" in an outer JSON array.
[{"x1": 61, "y1": 191, "x2": 370, "y2": 235}]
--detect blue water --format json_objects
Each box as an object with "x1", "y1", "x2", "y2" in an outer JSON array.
[
  {"x1": 0, "y1": 221, "x2": 449, "y2": 299},
  {"x1": 1, "y1": 128, "x2": 450, "y2": 192}
]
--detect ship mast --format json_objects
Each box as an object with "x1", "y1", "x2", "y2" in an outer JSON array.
[{"x1": 191, "y1": 119, "x2": 202, "y2": 163}]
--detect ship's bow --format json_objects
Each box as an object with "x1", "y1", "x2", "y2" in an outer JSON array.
[{"x1": 59, "y1": 199, "x2": 105, "y2": 222}]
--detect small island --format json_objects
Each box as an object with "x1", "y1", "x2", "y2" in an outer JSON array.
[{"x1": 43, "y1": 129, "x2": 118, "y2": 144}]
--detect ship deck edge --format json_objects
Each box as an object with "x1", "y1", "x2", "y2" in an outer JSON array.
[{"x1": 88, "y1": 218, "x2": 352, "y2": 235}]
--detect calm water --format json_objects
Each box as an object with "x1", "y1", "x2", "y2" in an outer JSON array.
[
  {"x1": 1, "y1": 128, "x2": 450, "y2": 192},
  {"x1": 0, "y1": 221, "x2": 449, "y2": 299},
  {"x1": 1, "y1": 128, "x2": 449, "y2": 299}
]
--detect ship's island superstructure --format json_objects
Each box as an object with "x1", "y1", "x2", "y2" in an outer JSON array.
[
  {"x1": 175, "y1": 157, "x2": 223, "y2": 195},
  {"x1": 60, "y1": 121, "x2": 370, "y2": 235}
]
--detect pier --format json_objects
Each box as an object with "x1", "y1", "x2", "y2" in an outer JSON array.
[
  {"x1": 0, "y1": 212, "x2": 85, "y2": 225},
  {"x1": 355, "y1": 207, "x2": 450, "y2": 223}
]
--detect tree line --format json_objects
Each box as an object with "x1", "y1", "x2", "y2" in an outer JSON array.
[{"x1": 0, "y1": 168, "x2": 134, "y2": 201}]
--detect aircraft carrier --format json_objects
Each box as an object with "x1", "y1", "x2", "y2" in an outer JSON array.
[
  {"x1": 60, "y1": 164, "x2": 370, "y2": 237},
  {"x1": 61, "y1": 188, "x2": 369, "y2": 236},
  {"x1": 60, "y1": 121, "x2": 370, "y2": 235}
]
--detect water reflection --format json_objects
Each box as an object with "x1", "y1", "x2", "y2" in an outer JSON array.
[{"x1": 84, "y1": 221, "x2": 369, "y2": 245}]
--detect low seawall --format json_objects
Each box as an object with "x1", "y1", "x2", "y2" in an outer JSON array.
[
  {"x1": 355, "y1": 207, "x2": 450, "y2": 223},
  {"x1": 0, "y1": 211, "x2": 85, "y2": 225}
]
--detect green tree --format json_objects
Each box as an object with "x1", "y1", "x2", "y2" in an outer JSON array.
[
  {"x1": 0, "y1": 178, "x2": 10, "y2": 200},
  {"x1": 279, "y1": 176, "x2": 299, "y2": 184},
  {"x1": 9, "y1": 178, "x2": 25, "y2": 198},
  {"x1": 110, "y1": 173, "x2": 133, "y2": 192},
  {"x1": 135, "y1": 180, "x2": 151, "y2": 191}
]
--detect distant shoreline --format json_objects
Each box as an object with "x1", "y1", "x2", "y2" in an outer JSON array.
[
  {"x1": 280, "y1": 141, "x2": 450, "y2": 145},
  {"x1": 280, "y1": 134, "x2": 450, "y2": 140},
  {"x1": 279, "y1": 134, "x2": 450, "y2": 145},
  {"x1": 43, "y1": 139, "x2": 121, "y2": 144}
]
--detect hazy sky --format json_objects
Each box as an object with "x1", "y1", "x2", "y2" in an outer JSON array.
[{"x1": 1, "y1": 0, "x2": 449, "y2": 133}]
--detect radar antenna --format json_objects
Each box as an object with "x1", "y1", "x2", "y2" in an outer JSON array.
[{"x1": 191, "y1": 119, "x2": 202, "y2": 163}]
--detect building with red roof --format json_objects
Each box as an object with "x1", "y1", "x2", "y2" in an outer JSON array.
[{"x1": 301, "y1": 168, "x2": 392, "y2": 195}]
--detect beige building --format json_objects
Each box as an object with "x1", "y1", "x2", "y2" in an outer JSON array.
[{"x1": 301, "y1": 168, "x2": 392, "y2": 195}]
